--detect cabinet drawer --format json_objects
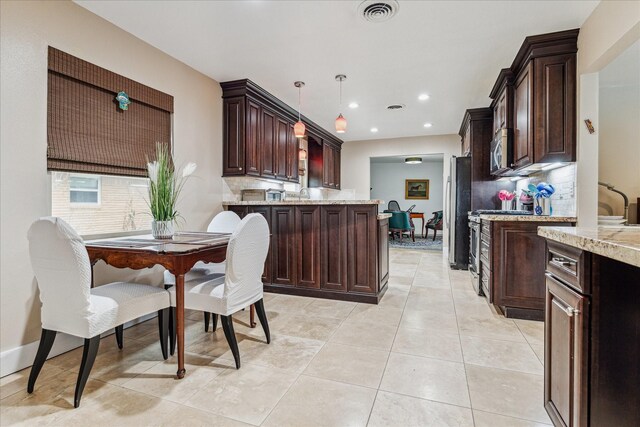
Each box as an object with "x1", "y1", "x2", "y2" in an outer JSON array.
[
  {"x1": 546, "y1": 241, "x2": 590, "y2": 294},
  {"x1": 480, "y1": 240, "x2": 490, "y2": 264},
  {"x1": 481, "y1": 223, "x2": 491, "y2": 242}
]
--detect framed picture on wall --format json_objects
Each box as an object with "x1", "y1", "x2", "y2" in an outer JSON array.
[{"x1": 405, "y1": 179, "x2": 429, "y2": 200}]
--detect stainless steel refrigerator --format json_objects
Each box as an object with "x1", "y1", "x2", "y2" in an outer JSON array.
[{"x1": 447, "y1": 156, "x2": 471, "y2": 270}]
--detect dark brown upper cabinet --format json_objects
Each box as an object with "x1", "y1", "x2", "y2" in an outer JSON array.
[
  {"x1": 488, "y1": 29, "x2": 578, "y2": 173},
  {"x1": 221, "y1": 79, "x2": 342, "y2": 184},
  {"x1": 308, "y1": 134, "x2": 341, "y2": 190}
]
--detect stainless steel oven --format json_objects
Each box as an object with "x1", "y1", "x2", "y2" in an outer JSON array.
[{"x1": 468, "y1": 214, "x2": 482, "y2": 295}]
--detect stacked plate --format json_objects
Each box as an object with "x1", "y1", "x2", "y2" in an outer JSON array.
[{"x1": 598, "y1": 215, "x2": 626, "y2": 226}]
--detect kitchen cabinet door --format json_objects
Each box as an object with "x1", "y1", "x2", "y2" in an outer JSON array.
[
  {"x1": 274, "y1": 117, "x2": 290, "y2": 181},
  {"x1": 333, "y1": 148, "x2": 341, "y2": 189},
  {"x1": 248, "y1": 206, "x2": 272, "y2": 283},
  {"x1": 295, "y1": 205, "x2": 320, "y2": 288},
  {"x1": 513, "y1": 62, "x2": 534, "y2": 169},
  {"x1": 260, "y1": 108, "x2": 277, "y2": 178},
  {"x1": 321, "y1": 205, "x2": 348, "y2": 291},
  {"x1": 545, "y1": 274, "x2": 589, "y2": 427},
  {"x1": 222, "y1": 97, "x2": 245, "y2": 175},
  {"x1": 347, "y1": 206, "x2": 378, "y2": 294},
  {"x1": 271, "y1": 206, "x2": 296, "y2": 286},
  {"x1": 534, "y1": 54, "x2": 576, "y2": 164},
  {"x1": 461, "y1": 122, "x2": 471, "y2": 156},
  {"x1": 245, "y1": 100, "x2": 261, "y2": 176},
  {"x1": 226, "y1": 205, "x2": 247, "y2": 219},
  {"x1": 378, "y1": 217, "x2": 389, "y2": 289},
  {"x1": 322, "y1": 143, "x2": 334, "y2": 188},
  {"x1": 287, "y1": 123, "x2": 299, "y2": 182}
]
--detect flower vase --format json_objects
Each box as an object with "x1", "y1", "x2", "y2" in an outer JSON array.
[
  {"x1": 152, "y1": 220, "x2": 174, "y2": 239},
  {"x1": 534, "y1": 198, "x2": 552, "y2": 216},
  {"x1": 501, "y1": 200, "x2": 514, "y2": 210}
]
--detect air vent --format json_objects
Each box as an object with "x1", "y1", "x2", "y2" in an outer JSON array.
[
  {"x1": 358, "y1": 0, "x2": 400, "y2": 23},
  {"x1": 386, "y1": 104, "x2": 405, "y2": 110}
]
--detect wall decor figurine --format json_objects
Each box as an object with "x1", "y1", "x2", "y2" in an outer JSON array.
[
  {"x1": 405, "y1": 179, "x2": 429, "y2": 200},
  {"x1": 116, "y1": 91, "x2": 130, "y2": 110}
]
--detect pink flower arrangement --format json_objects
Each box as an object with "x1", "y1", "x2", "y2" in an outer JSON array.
[{"x1": 498, "y1": 190, "x2": 516, "y2": 201}]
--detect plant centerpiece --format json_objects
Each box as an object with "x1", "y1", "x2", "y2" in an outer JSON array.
[{"x1": 147, "y1": 143, "x2": 196, "y2": 239}]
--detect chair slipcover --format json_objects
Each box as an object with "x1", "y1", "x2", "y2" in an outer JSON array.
[
  {"x1": 169, "y1": 214, "x2": 270, "y2": 316},
  {"x1": 28, "y1": 217, "x2": 170, "y2": 339},
  {"x1": 163, "y1": 210, "x2": 241, "y2": 286}
]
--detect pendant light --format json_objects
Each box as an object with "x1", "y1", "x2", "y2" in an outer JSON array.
[
  {"x1": 335, "y1": 74, "x2": 347, "y2": 133},
  {"x1": 293, "y1": 81, "x2": 306, "y2": 138}
]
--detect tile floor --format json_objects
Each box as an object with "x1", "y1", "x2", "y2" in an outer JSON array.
[{"x1": 0, "y1": 248, "x2": 551, "y2": 426}]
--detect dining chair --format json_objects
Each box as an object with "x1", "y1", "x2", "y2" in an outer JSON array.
[
  {"x1": 388, "y1": 211, "x2": 415, "y2": 242},
  {"x1": 426, "y1": 210, "x2": 444, "y2": 241},
  {"x1": 164, "y1": 210, "x2": 241, "y2": 335},
  {"x1": 168, "y1": 213, "x2": 271, "y2": 369},
  {"x1": 27, "y1": 217, "x2": 171, "y2": 408},
  {"x1": 387, "y1": 200, "x2": 401, "y2": 211}
]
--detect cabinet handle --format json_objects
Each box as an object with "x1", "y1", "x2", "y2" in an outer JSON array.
[
  {"x1": 510, "y1": 163, "x2": 516, "y2": 168},
  {"x1": 564, "y1": 306, "x2": 579, "y2": 317},
  {"x1": 551, "y1": 257, "x2": 577, "y2": 269}
]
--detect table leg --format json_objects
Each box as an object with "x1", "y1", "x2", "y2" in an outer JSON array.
[
  {"x1": 249, "y1": 305, "x2": 256, "y2": 328},
  {"x1": 175, "y1": 273, "x2": 186, "y2": 379},
  {"x1": 422, "y1": 218, "x2": 425, "y2": 238}
]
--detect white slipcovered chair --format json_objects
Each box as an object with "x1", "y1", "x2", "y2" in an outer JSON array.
[
  {"x1": 27, "y1": 217, "x2": 171, "y2": 408},
  {"x1": 164, "y1": 210, "x2": 241, "y2": 334},
  {"x1": 168, "y1": 213, "x2": 271, "y2": 369}
]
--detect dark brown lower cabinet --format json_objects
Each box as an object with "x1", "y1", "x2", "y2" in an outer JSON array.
[
  {"x1": 543, "y1": 240, "x2": 640, "y2": 427},
  {"x1": 295, "y1": 205, "x2": 320, "y2": 289},
  {"x1": 321, "y1": 205, "x2": 348, "y2": 291},
  {"x1": 224, "y1": 203, "x2": 388, "y2": 303},
  {"x1": 271, "y1": 206, "x2": 296, "y2": 286}
]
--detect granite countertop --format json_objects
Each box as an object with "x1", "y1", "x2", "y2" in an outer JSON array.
[
  {"x1": 538, "y1": 226, "x2": 640, "y2": 268},
  {"x1": 377, "y1": 213, "x2": 392, "y2": 220},
  {"x1": 223, "y1": 200, "x2": 384, "y2": 206},
  {"x1": 479, "y1": 214, "x2": 577, "y2": 222}
]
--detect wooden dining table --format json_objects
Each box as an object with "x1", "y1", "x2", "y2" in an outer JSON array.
[{"x1": 85, "y1": 232, "x2": 231, "y2": 379}]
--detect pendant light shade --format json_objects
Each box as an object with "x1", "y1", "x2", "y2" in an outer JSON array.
[
  {"x1": 335, "y1": 74, "x2": 347, "y2": 134},
  {"x1": 294, "y1": 81, "x2": 306, "y2": 139},
  {"x1": 335, "y1": 113, "x2": 347, "y2": 133}
]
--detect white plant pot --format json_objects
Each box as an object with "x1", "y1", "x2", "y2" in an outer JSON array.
[{"x1": 152, "y1": 220, "x2": 174, "y2": 239}]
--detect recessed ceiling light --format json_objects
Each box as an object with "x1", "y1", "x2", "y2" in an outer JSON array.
[
  {"x1": 423, "y1": 123, "x2": 432, "y2": 128},
  {"x1": 370, "y1": 127, "x2": 378, "y2": 133},
  {"x1": 418, "y1": 94, "x2": 430, "y2": 101},
  {"x1": 348, "y1": 102, "x2": 359, "y2": 109}
]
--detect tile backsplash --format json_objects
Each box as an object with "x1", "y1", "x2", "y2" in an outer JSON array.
[
  {"x1": 516, "y1": 164, "x2": 576, "y2": 216},
  {"x1": 222, "y1": 176, "x2": 351, "y2": 201}
]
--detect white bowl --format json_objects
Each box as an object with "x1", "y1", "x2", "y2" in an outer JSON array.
[{"x1": 598, "y1": 215, "x2": 624, "y2": 220}]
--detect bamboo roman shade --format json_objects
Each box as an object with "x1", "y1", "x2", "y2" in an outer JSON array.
[{"x1": 47, "y1": 47, "x2": 174, "y2": 177}]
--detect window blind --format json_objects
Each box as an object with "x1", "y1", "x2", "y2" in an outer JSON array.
[{"x1": 47, "y1": 47, "x2": 174, "y2": 177}]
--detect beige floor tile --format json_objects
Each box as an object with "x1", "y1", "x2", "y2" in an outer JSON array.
[
  {"x1": 458, "y1": 315, "x2": 527, "y2": 343},
  {"x1": 329, "y1": 319, "x2": 398, "y2": 351},
  {"x1": 405, "y1": 294, "x2": 456, "y2": 314},
  {"x1": 531, "y1": 343, "x2": 545, "y2": 365},
  {"x1": 238, "y1": 334, "x2": 324, "y2": 373},
  {"x1": 466, "y1": 365, "x2": 551, "y2": 424},
  {"x1": 86, "y1": 340, "x2": 165, "y2": 385},
  {"x1": 160, "y1": 405, "x2": 252, "y2": 426},
  {"x1": 412, "y1": 275, "x2": 451, "y2": 289},
  {"x1": 262, "y1": 376, "x2": 376, "y2": 427},
  {"x1": 185, "y1": 363, "x2": 298, "y2": 425},
  {"x1": 461, "y1": 336, "x2": 543, "y2": 374},
  {"x1": 120, "y1": 356, "x2": 228, "y2": 403},
  {"x1": 380, "y1": 352, "x2": 470, "y2": 407},
  {"x1": 386, "y1": 275, "x2": 414, "y2": 286},
  {"x1": 266, "y1": 313, "x2": 342, "y2": 341},
  {"x1": 515, "y1": 319, "x2": 545, "y2": 346},
  {"x1": 377, "y1": 288, "x2": 409, "y2": 309},
  {"x1": 368, "y1": 390, "x2": 474, "y2": 427},
  {"x1": 347, "y1": 303, "x2": 404, "y2": 326},
  {"x1": 0, "y1": 364, "x2": 66, "y2": 400},
  {"x1": 388, "y1": 265, "x2": 417, "y2": 278},
  {"x1": 400, "y1": 308, "x2": 458, "y2": 334},
  {"x1": 473, "y1": 410, "x2": 552, "y2": 426},
  {"x1": 266, "y1": 294, "x2": 314, "y2": 313},
  {"x1": 303, "y1": 342, "x2": 389, "y2": 388},
  {"x1": 393, "y1": 327, "x2": 463, "y2": 362},
  {"x1": 303, "y1": 298, "x2": 356, "y2": 320}
]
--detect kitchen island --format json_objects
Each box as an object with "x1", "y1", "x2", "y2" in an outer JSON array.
[
  {"x1": 224, "y1": 200, "x2": 390, "y2": 304},
  {"x1": 538, "y1": 226, "x2": 640, "y2": 427}
]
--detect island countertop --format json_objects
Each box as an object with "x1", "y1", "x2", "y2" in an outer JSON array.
[
  {"x1": 222, "y1": 199, "x2": 384, "y2": 206},
  {"x1": 538, "y1": 226, "x2": 640, "y2": 268},
  {"x1": 479, "y1": 214, "x2": 577, "y2": 222}
]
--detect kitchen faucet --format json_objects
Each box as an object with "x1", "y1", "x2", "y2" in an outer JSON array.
[{"x1": 598, "y1": 181, "x2": 629, "y2": 222}]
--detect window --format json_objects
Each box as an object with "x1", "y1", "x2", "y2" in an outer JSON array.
[
  {"x1": 52, "y1": 172, "x2": 150, "y2": 236},
  {"x1": 69, "y1": 175, "x2": 100, "y2": 205}
]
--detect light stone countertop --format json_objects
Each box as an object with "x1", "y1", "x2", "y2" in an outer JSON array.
[
  {"x1": 377, "y1": 213, "x2": 392, "y2": 220},
  {"x1": 538, "y1": 226, "x2": 640, "y2": 268},
  {"x1": 222, "y1": 200, "x2": 384, "y2": 206},
  {"x1": 479, "y1": 214, "x2": 577, "y2": 222}
]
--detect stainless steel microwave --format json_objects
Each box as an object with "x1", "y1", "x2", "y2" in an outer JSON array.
[{"x1": 490, "y1": 128, "x2": 512, "y2": 175}]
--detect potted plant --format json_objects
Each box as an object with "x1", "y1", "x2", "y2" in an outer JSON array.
[{"x1": 147, "y1": 143, "x2": 196, "y2": 239}]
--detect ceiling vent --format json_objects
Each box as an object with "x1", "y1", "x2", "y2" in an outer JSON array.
[
  {"x1": 386, "y1": 104, "x2": 405, "y2": 110},
  {"x1": 358, "y1": 0, "x2": 400, "y2": 23}
]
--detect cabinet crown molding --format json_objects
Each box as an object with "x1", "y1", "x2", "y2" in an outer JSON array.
[
  {"x1": 458, "y1": 107, "x2": 493, "y2": 137},
  {"x1": 221, "y1": 78, "x2": 343, "y2": 148},
  {"x1": 489, "y1": 68, "x2": 515, "y2": 101},
  {"x1": 510, "y1": 28, "x2": 579, "y2": 76}
]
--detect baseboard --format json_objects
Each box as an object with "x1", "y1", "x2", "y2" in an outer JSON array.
[{"x1": 0, "y1": 313, "x2": 157, "y2": 378}]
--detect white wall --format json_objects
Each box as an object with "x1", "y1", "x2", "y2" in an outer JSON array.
[
  {"x1": 0, "y1": 0, "x2": 223, "y2": 357},
  {"x1": 341, "y1": 133, "x2": 460, "y2": 246},
  {"x1": 370, "y1": 161, "x2": 444, "y2": 218}
]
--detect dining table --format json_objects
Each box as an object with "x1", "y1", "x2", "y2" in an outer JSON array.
[{"x1": 85, "y1": 231, "x2": 231, "y2": 379}]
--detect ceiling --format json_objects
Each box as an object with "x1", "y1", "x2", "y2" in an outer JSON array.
[
  {"x1": 75, "y1": 0, "x2": 598, "y2": 142},
  {"x1": 371, "y1": 154, "x2": 444, "y2": 164}
]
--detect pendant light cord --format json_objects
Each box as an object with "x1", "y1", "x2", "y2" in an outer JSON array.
[
  {"x1": 298, "y1": 85, "x2": 301, "y2": 121},
  {"x1": 339, "y1": 78, "x2": 342, "y2": 113}
]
